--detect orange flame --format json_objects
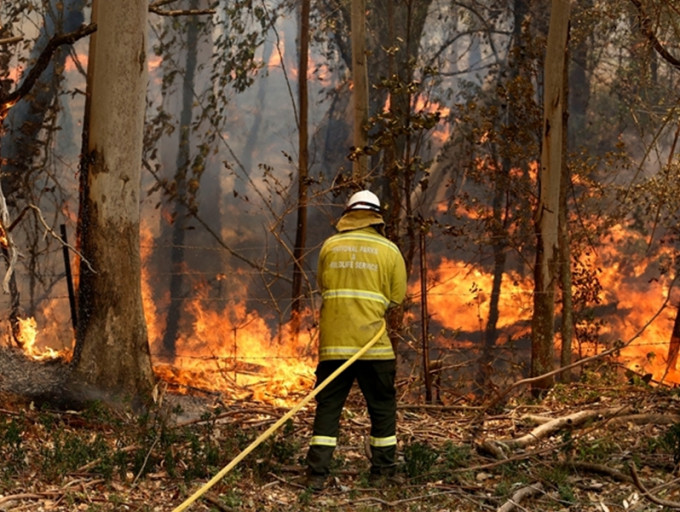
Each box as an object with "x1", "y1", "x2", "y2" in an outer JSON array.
[
  {"x1": 13, "y1": 210, "x2": 680, "y2": 403},
  {"x1": 16, "y1": 316, "x2": 70, "y2": 361}
]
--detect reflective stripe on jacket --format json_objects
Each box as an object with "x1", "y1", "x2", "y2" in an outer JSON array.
[{"x1": 317, "y1": 211, "x2": 407, "y2": 361}]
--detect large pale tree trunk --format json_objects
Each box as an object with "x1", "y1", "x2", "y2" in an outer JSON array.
[
  {"x1": 70, "y1": 0, "x2": 154, "y2": 404},
  {"x1": 531, "y1": 0, "x2": 570, "y2": 395}
]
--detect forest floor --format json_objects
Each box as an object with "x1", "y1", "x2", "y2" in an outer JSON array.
[{"x1": 1, "y1": 348, "x2": 680, "y2": 511}]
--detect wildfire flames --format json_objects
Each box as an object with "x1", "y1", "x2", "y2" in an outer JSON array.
[
  {"x1": 8, "y1": 216, "x2": 680, "y2": 403},
  {"x1": 15, "y1": 316, "x2": 70, "y2": 361},
  {"x1": 150, "y1": 298, "x2": 317, "y2": 406}
]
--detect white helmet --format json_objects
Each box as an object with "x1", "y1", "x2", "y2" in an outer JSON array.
[{"x1": 346, "y1": 190, "x2": 381, "y2": 212}]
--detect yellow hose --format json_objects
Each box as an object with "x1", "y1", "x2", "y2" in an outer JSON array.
[{"x1": 171, "y1": 320, "x2": 387, "y2": 512}]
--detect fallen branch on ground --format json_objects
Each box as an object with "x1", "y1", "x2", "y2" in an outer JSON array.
[
  {"x1": 630, "y1": 463, "x2": 680, "y2": 509},
  {"x1": 496, "y1": 482, "x2": 543, "y2": 512},
  {"x1": 557, "y1": 461, "x2": 632, "y2": 483},
  {"x1": 481, "y1": 406, "x2": 632, "y2": 456}
]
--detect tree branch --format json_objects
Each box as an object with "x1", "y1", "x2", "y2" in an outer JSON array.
[
  {"x1": 483, "y1": 406, "x2": 632, "y2": 454},
  {"x1": 629, "y1": 0, "x2": 680, "y2": 70},
  {"x1": 630, "y1": 463, "x2": 680, "y2": 509},
  {"x1": 0, "y1": 23, "x2": 97, "y2": 107},
  {"x1": 0, "y1": 36, "x2": 22, "y2": 46},
  {"x1": 497, "y1": 482, "x2": 544, "y2": 512},
  {"x1": 149, "y1": 7, "x2": 216, "y2": 17},
  {"x1": 149, "y1": 0, "x2": 215, "y2": 17}
]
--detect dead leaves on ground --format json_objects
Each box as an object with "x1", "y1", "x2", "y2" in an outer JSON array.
[{"x1": 0, "y1": 382, "x2": 679, "y2": 511}]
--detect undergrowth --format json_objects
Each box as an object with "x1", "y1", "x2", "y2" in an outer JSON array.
[
  {"x1": 1, "y1": 380, "x2": 679, "y2": 510},
  {"x1": 0, "y1": 401, "x2": 294, "y2": 493}
]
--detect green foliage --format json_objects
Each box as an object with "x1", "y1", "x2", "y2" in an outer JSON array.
[
  {"x1": 494, "y1": 461, "x2": 530, "y2": 498},
  {"x1": 268, "y1": 419, "x2": 301, "y2": 465},
  {"x1": 0, "y1": 416, "x2": 26, "y2": 479},
  {"x1": 403, "y1": 441, "x2": 439, "y2": 480},
  {"x1": 441, "y1": 440, "x2": 470, "y2": 466},
  {"x1": 574, "y1": 436, "x2": 618, "y2": 464},
  {"x1": 537, "y1": 465, "x2": 575, "y2": 505},
  {"x1": 182, "y1": 426, "x2": 225, "y2": 480},
  {"x1": 652, "y1": 422, "x2": 680, "y2": 464},
  {"x1": 548, "y1": 382, "x2": 602, "y2": 405},
  {"x1": 39, "y1": 428, "x2": 111, "y2": 482},
  {"x1": 0, "y1": 400, "x2": 257, "y2": 492},
  {"x1": 219, "y1": 486, "x2": 244, "y2": 508}
]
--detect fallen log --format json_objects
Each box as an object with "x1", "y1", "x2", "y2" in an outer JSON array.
[{"x1": 482, "y1": 406, "x2": 632, "y2": 457}]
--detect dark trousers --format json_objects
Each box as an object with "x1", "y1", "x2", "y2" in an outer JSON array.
[{"x1": 306, "y1": 359, "x2": 397, "y2": 476}]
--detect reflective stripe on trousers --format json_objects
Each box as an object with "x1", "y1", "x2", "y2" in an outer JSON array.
[
  {"x1": 370, "y1": 435, "x2": 397, "y2": 447},
  {"x1": 310, "y1": 435, "x2": 337, "y2": 447},
  {"x1": 306, "y1": 359, "x2": 397, "y2": 475}
]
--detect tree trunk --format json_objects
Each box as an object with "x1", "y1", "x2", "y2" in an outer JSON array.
[
  {"x1": 351, "y1": 0, "x2": 368, "y2": 181},
  {"x1": 558, "y1": 43, "x2": 574, "y2": 381},
  {"x1": 419, "y1": 228, "x2": 432, "y2": 403},
  {"x1": 663, "y1": 306, "x2": 680, "y2": 380},
  {"x1": 474, "y1": 0, "x2": 529, "y2": 395},
  {"x1": 162, "y1": 1, "x2": 200, "y2": 357},
  {"x1": 291, "y1": 0, "x2": 310, "y2": 321},
  {"x1": 531, "y1": 0, "x2": 570, "y2": 395},
  {"x1": 70, "y1": 0, "x2": 154, "y2": 405}
]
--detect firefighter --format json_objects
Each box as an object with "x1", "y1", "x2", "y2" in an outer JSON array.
[{"x1": 305, "y1": 190, "x2": 407, "y2": 491}]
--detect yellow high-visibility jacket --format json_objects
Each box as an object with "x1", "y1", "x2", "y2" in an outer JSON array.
[{"x1": 317, "y1": 210, "x2": 407, "y2": 361}]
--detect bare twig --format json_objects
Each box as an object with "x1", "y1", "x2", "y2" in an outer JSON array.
[
  {"x1": 557, "y1": 461, "x2": 632, "y2": 483},
  {"x1": 75, "y1": 445, "x2": 140, "y2": 473},
  {"x1": 149, "y1": 6, "x2": 216, "y2": 16},
  {"x1": 0, "y1": 491, "x2": 61, "y2": 507},
  {"x1": 142, "y1": 159, "x2": 291, "y2": 283},
  {"x1": 202, "y1": 493, "x2": 231, "y2": 511},
  {"x1": 608, "y1": 413, "x2": 680, "y2": 426},
  {"x1": 132, "y1": 437, "x2": 159, "y2": 487},
  {"x1": 22, "y1": 204, "x2": 96, "y2": 273},
  {"x1": 0, "y1": 36, "x2": 22, "y2": 46},
  {"x1": 349, "y1": 487, "x2": 475, "y2": 508}
]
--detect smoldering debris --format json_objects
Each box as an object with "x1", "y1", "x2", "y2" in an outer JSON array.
[{"x1": 0, "y1": 346, "x2": 67, "y2": 399}]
